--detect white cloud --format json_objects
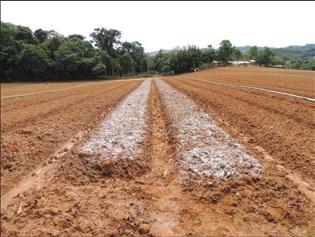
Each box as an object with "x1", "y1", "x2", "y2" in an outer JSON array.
[{"x1": 1, "y1": 1, "x2": 315, "y2": 52}]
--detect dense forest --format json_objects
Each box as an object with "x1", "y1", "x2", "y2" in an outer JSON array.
[
  {"x1": 1, "y1": 22, "x2": 314, "y2": 82},
  {"x1": 0, "y1": 22, "x2": 153, "y2": 82}
]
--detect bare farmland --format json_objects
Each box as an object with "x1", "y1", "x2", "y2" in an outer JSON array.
[{"x1": 1, "y1": 67, "x2": 314, "y2": 236}]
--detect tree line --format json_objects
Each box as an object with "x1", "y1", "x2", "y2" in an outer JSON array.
[
  {"x1": 152, "y1": 41, "x2": 279, "y2": 75},
  {"x1": 0, "y1": 22, "x2": 152, "y2": 82},
  {"x1": 1, "y1": 22, "x2": 314, "y2": 82}
]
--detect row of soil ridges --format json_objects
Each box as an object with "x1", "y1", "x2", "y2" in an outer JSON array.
[
  {"x1": 163, "y1": 73, "x2": 314, "y2": 184},
  {"x1": 1, "y1": 67, "x2": 314, "y2": 236},
  {"x1": 1, "y1": 80, "x2": 142, "y2": 193},
  {"x1": 177, "y1": 67, "x2": 314, "y2": 97}
]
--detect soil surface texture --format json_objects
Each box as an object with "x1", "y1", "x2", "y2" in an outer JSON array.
[{"x1": 1, "y1": 67, "x2": 314, "y2": 236}]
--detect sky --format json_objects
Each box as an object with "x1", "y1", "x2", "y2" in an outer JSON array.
[{"x1": 1, "y1": 1, "x2": 315, "y2": 52}]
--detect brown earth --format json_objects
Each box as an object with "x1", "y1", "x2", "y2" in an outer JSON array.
[
  {"x1": 1, "y1": 67, "x2": 314, "y2": 236},
  {"x1": 164, "y1": 68, "x2": 315, "y2": 184},
  {"x1": 172, "y1": 66, "x2": 315, "y2": 98},
  {"x1": 1, "y1": 81, "x2": 92, "y2": 97},
  {"x1": 1, "y1": 79, "x2": 142, "y2": 193}
]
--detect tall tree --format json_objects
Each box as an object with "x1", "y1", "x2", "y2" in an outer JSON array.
[
  {"x1": 256, "y1": 47, "x2": 275, "y2": 66},
  {"x1": 249, "y1": 46, "x2": 258, "y2": 60},
  {"x1": 168, "y1": 46, "x2": 203, "y2": 74},
  {"x1": 34, "y1": 29, "x2": 48, "y2": 43},
  {"x1": 100, "y1": 50, "x2": 113, "y2": 76},
  {"x1": 18, "y1": 44, "x2": 49, "y2": 80},
  {"x1": 42, "y1": 37, "x2": 64, "y2": 59},
  {"x1": 153, "y1": 50, "x2": 167, "y2": 72},
  {"x1": 218, "y1": 40, "x2": 234, "y2": 63},
  {"x1": 119, "y1": 53, "x2": 135, "y2": 75},
  {"x1": 0, "y1": 22, "x2": 21, "y2": 81},
  {"x1": 54, "y1": 38, "x2": 98, "y2": 78},
  {"x1": 232, "y1": 47, "x2": 242, "y2": 60},
  {"x1": 90, "y1": 28, "x2": 121, "y2": 57},
  {"x1": 202, "y1": 44, "x2": 216, "y2": 63},
  {"x1": 15, "y1": 26, "x2": 34, "y2": 43},
  {"x1": 119, "y1": 41, "x2": 146, "y2": 73},
  {"x1": 92, "y1": 63, "x2": 107, "y2": 77}
]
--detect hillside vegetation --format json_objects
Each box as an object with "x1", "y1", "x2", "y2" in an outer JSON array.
[
  {"x1": 1, "y1": 22, "x2": 314, "y2": 82},
  {"x1": 0, "y1": 22, "x2": 151, "y2": 82},
  {"x1": 238, "y1": 44, "x2": 315, "y2": 70}
]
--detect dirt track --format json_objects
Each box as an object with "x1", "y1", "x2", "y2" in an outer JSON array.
[{"x1": 1, "y1": 67, "x2": 314, "y2": 236}]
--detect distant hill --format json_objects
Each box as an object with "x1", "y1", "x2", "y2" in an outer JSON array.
[
  {"x1": 146, "y1": 49, "x2": 170, "y2": 57},
  {"x1": 147, "y1": 44, "x2": 315, "y2": 59},
  {"x1": 237, "y1": 44, "x2": 315, "y2": 59},
  {"x1": 273, "y1": 44, "x2": 315, "y2": 59},
  {"x1": 237, "y1": 46, "x2": 264, "y2": 52}
]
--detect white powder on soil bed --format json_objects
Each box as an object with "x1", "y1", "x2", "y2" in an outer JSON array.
[
  {"x1": 156, "y1": 79, "x2": 262, "y2": 180},
  {"x1": 82, "y1": 80, "x2": 151, "y2": 160}
]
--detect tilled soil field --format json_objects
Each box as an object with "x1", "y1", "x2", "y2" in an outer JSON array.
[{"x1": 1, "y1": 67, "x2": 314, "y2": 236}]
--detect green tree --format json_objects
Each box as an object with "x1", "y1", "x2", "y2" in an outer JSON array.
[
  {"x1": 78, "y1": 57, "x2": 99, "y2": 77},
  {"x1": 168, "y1": 46, "x2": 203, "y2": 74},
  {"x1": 119, "y1": 53, "x2": 135, "y2": 75},
  {"x1": 42, "y1": 37, "x2": 64, "y2": 59},
  {"x1": 18, "y1": 44, "x2": 49, "y2": 80},
  {"x1": 34, "y1": 29, "x2": 48, "y2": 43},
  {"x1": 0, "y1": 22, "x2": 20, "y2": 81},
  {"x1": 232, "y1": 47, "x2": 242, "y2": 60},
  {"x1": 99, "y1": 50, "x2": 113, "y2": 76},
  {"x1": 142, "y1": 56, "x2": 151, "y2": 72},
  {"x1": 256, "y1": 47, "x2": 275, "y2": 67},
  {"x1": 92, "y1": 63, "x2": 107, "y2": 77},
  {"x1": 111, "y1": 58, "x2": 121, "y2": 76},
  {"x1": 153, "y1": 50, "x2": 167, "y2": 72},
  {"x1": 249, "y1": 46, "x2": 258, "y2": 60},
  {"x1": 301, "y1": 58, "x2": 315, "y2": 70},
  {"x1": 218, "y1": 40, "x2": 234, "y2": 63},
  {"x1": 0, "y1": 22, "x2": 17, "y2": 41},
  {"x1": 202, "y1": 44, "x2": 216, "y2": 63},
  {"x1": 15, "y1": 26, "x2": 34, "y2": 43},
  {"x1": 90, "y1": 28, "x2": 121, "y2": 57},
  {"x1": 54, "y1": 38, "x2": 97, "y2": 78},
  {"x1": 119, "y1": 41, "x2": 146, "y2": 73}
]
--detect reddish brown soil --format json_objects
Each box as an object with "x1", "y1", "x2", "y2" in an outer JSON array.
[
  {"x1": 173, "y1": 66, "x2": 315, "y2": 98},
  {"x1": 1, "y1": 68, "x2": 314, "y2": 236},
  {"x1": 1, "y1": 80, "x2": 142, "y2": 193},
  {"x1": 164, "y1": 69, "x2": 315, "y2": 184},
  {"x1": 1, "y1": 81, "x2": 92, "y2": 97}
]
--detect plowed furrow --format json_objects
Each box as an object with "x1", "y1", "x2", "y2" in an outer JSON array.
[
  {"x1": 136, "y1": 79, "x2": 183, "y2": 236},
  {"x1": 164, "y1": 78, "x2": 314, "y2": 182},
  {"x1": 1, "y1": 80, "x2": 142, "y2": 193},
  {"x1": 1, "y1": 82, "x2": 132, "y2": 132},
  {"x1": 1, "y1": 74, "x2": 314, "y2": 236},
  {"x1": 183, "y1": 67, "x2": 315, "y2": 97},
  {"x1": 1, "y1": 82, "x2": 99, "y2": 110},
  {"x1": 178, "y1": 78, "x2": 314, "y2": 128}
]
